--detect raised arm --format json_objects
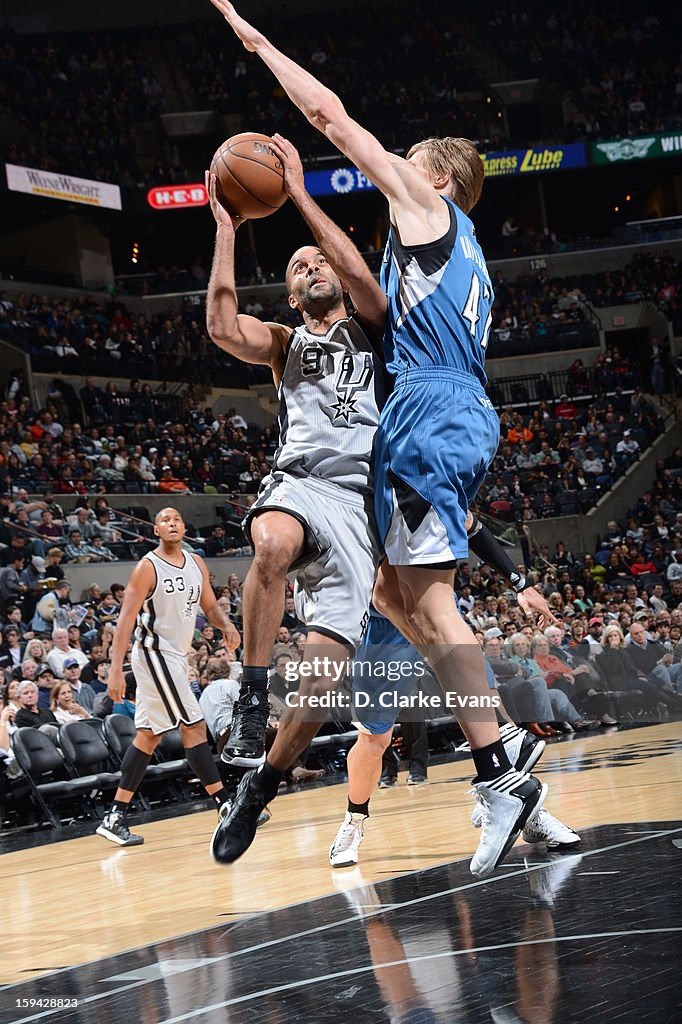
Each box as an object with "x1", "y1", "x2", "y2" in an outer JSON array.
[
  {"x1": 107, "y1": 557, "x2": 156, "y2": 702},
  {"x1": 209, "y1": 1, "x2": 443, "y2": 239},
  {"x1": 205, "y1": 170, "x2": 290, "y2": 371},
  {"x1": 269, "y1": 134, "x2": 386, "y2": 333}
]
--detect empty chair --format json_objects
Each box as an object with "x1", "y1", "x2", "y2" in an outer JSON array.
[{"x1": 59, "y1": 721, "x2": 121, "y2": 791}]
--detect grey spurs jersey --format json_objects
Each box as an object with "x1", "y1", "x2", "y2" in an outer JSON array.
[{"x1": 272, "y1": 315, "x2": 384, "y2": 495}]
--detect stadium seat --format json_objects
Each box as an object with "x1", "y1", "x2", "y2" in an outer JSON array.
[
  {"x1": 58, "y1": 721, "x2": 121, "y2": 794},
  {"x1": 102, "y1": 715, "x2": 191, "y2": 805},
  {"x1": 12, "y1": 727, "x2": 103, "y2": 829}
]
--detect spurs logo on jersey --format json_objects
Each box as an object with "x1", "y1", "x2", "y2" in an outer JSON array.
[
  {"x1": 134, "y1": 550, "x2": 203, "y2": 656},
  {"x1": 331, "y1": 352, "x2": 373, "y2": 423},
  {"x1": 271, "y1": 316, "x2": 384, "y2": 495},
  {"x1": 182, "y1": 584, "x2": 201, "y2": 620}
]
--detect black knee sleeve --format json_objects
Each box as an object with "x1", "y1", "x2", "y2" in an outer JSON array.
[
  {"x1": 119, "y1": 744, "x2": 153, "y2": 794},
  {"x1": 184, "y1": 741, "x2": 220, "y2": 787}
]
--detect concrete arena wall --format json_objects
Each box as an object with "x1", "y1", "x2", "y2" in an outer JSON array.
[{"x1": 61, "y1": 556, "x2": 255, "y2": 602}]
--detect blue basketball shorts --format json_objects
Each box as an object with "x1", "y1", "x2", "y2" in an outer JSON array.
[{"x1": 374, "y1": 367, "x2": 500, "y2": 566}]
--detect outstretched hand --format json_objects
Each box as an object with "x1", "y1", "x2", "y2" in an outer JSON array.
[
  {"x1": 210, "y1": 0, "x2": 264, "y2": 52},
  {"x1": 268, "y1": 134, "x2": 305, "y2": 198},
  {"x1": 517, "y1": 586, "x2": 559, "y2": 630},
  {"x1": 205, "y1": 170, "x2": 245, "y2": 231}
]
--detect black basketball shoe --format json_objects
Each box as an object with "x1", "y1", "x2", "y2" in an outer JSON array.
[
  {"x1": 96, "y1": 810, "x2": 144, "y2": 847},
  {"x1": 211, "y1": 768, "x2": 278, "y2": 863},
  {"x1": 221, "y1": 690, "x2": 270, "y2": 767}
]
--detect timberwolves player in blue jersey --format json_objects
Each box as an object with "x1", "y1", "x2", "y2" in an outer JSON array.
[{"x1": 212, "y1": 0, "x2": 548, "y2": 878}]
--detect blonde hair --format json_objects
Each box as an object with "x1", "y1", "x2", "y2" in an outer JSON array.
[
  {"x1": 602, "y1": 624, "x2": 624, "y2": 649},
  {"x1": 406, "y1": 137, "x2": 485, "y2": 214}
]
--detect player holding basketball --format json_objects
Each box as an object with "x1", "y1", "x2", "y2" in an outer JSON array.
[
  {"x1": 210, "y1": 0, "x2": 552, "y2": 877},
  {"x1": 96, "y1": 507, "x2": 241, "y2": 849},
  {"x1": 208, "y1": 126, "x2": 566, "y2": 875},
  {"x1": 205, "y1": 136, "x2": 390, "y2": 832}
]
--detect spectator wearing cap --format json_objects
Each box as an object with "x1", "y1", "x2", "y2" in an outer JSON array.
[
  {"x1": 576, "y1": 617, "x2": 604, "y2": 657},
  {"x1": 88, "y1": 535, "x2": 118, "y2": 562},
  {"x1": 19, "y1": 554, "x2": 46, "y2": 616},
  {"x1": 67, "y1": 623, "x2": 91, "y2": 657},
  {"x1": 78, "y1": 604, "x2": 100, "y2": 641},
  {"x1": 616, "y1": 430, "x2": 640, "y2": 466},
  {"x1": 62, "y1": 658, "x2": 95, "y2": 714},
  {"x1": 157, "y1": 464, "x2": 190, "y2": 494},
  {"x1": 583, "y1": 447, "x2": 612, "y2": 487},
  {"x1": 46, "y1": 627, "x2": 89, "y2": 678}
]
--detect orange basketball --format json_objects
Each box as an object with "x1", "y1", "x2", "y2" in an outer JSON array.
[{"x1": 210, "y1": 132, "x2": 288, "y2": 219}]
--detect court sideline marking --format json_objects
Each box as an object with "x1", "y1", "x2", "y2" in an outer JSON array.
[{"x1": 8, "y1": 825, "x2": 681, "y2": 1024}]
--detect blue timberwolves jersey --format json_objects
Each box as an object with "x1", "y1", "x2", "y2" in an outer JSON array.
[{"x1": 380, "y1": 197, "x2": 493, "y2": 385}]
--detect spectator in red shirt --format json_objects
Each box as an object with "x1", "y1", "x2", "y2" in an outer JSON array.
[{"x1": 555, "y1": 394, "x2": 578, "y2": 419}]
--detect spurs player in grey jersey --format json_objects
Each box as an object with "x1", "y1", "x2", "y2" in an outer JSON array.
[
  {"x1": 96, "y1": 508, "x2": 242, "y2": 849},
  {"x1": 205, "y1": 138, "x2": 386, "y2": 781}
]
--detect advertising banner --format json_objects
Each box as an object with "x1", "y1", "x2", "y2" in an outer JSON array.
[
  {"x1": 481, "y1": 143, "x2": 587, "y2": 177},
  {"x1": 591, "y1": 132, "x2": 682, "y2": 165},
  {"x1": 304, "y1": 145, "x2": 588, "y2": 194},
  {"x1": 6, "y1": 163, "x2": 122, "y2": 210},
  {"x1": 147, "y1": 184, "x2": 208, "y2": 210},
  {"x1": 304, "y1": 166, "x2": 377, "y2": 197}
]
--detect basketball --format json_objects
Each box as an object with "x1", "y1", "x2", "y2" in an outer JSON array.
[{"x1": 210, "y1": 131, "x2": 288, "y2": 219}]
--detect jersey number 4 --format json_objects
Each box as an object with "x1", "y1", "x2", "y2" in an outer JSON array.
[{"x1": 463, "y1": 273, "x2": 493, "y2": 349}]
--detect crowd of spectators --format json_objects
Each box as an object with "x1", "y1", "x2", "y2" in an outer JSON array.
[
  {"x1": 1, "y1": 251, "x2": 678, "y2": 384},
  {"x1": 0, "y1": 27, "x2": 173, "y2": 188},
  {"x1": 482, "y1": 2, "x2": 682, "y2": 140},
  {"x1": 478, "y1": 376, "x2": 667, "y2": 519},
  {"x1": 458, "y1": 443, "x2": 682, "y2": 734},
  {"x1": 4, "y1": 2, "x2": 681, "y2": 196},
  {"x1": 0, "y1": 290, "x2": 287, "y2": 387},
  {"x1": 3, "y1": 469, "x2": 682, "y2": 826},
  {"x1": 178, "y1": 2, "x2": 494, "y2": 162},
  {"x1": 0, "y1": 370, "x2": 282, "y2": 499},
  {"x1": 490, "y1": 252, "x2": 681, "y2": 354}
]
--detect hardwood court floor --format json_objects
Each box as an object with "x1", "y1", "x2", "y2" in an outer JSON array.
[{"x1": 2, "y1": 721, "x2": 681, "y2": 987}]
